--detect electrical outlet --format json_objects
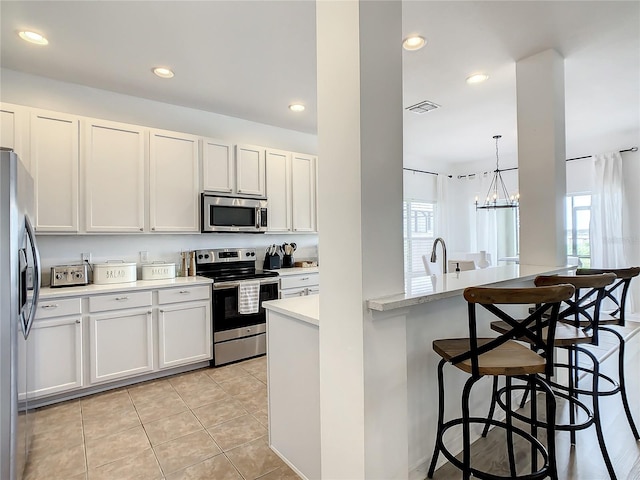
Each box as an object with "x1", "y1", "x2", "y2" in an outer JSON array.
[
  {"x1": 81, "y1": 252, "x2": 92, "y2": 263},
  {"x1": 139, "y1": 251, "x2": 149, "y2": 263}
]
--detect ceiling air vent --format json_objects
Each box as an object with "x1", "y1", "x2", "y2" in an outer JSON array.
[{"x1": 405, "y1": 100, "x2": 440, "y2": 114}]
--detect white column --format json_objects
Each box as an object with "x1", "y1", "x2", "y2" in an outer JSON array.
[
  {"x1": 516, "y1": 49, "x2": 567, "y2": 266},
  {"x1": 316, "y1": 1, "x2": 406, "y2": 478}
]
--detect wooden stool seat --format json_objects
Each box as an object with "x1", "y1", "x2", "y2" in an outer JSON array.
[
  {"x1": 491, "y1": 320, "x2": 592, "y2": 346},
  {"x1": 433, "y1": 338, "x2": 547, "y2": 376}
]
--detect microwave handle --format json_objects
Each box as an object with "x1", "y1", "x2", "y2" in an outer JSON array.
[{"x1": 256, "y1": 207, "x2": 261, "y2": 230}]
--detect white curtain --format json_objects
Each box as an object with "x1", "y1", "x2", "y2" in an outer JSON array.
[
  {"x1": 590, "y1": 152, "x2": 626, "y2": 268},
  {"x1": 435, "y1": 174, "x2": 451, "y2": 241},
  {"x1": 473, "y1": 172, "x2": 499, "y2": 264}
]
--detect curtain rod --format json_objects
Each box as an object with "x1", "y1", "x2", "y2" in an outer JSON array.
[
  {"x1": 456, "y1": 146, "x2": 638, "y2": 179},
  {"x1": 403, "y1": 167, "x2": 452, "y2": 178},
  {"x1": 566, "y1": 146, "x2": 637, "y2": 162},
  {"x1": 407, "y1": 146, "x2": 638, "y2": 179}
]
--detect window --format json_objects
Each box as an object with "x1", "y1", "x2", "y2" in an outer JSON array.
[
  {"x1": 403, "y1": 201, "x2": 436, "y2": 278},
  {"x1": 566, "y1": 194, "x2": 591, "y2": 267}
]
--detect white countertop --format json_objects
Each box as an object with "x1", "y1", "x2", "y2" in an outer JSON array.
[
  {"x1": 39, "y1": 276, "x2": 213, "y2": 299},
  {"x1": 267, "y1": 266, "x2": 319, "y2": 276},
  {"x1": 367, "y1": 264, "x2": 577, "y2": 312},
  {"x1": 263, "y1": 295, "x2": 319, "y2": 326}
]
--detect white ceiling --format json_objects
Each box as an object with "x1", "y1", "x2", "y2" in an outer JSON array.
[{"x1": 1, "y1": 1, "x2": 638, "y2": 172}]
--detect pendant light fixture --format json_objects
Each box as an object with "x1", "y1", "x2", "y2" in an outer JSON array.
[{"x1": 475, "y1": 135, "x2": 519, "y2": 210}]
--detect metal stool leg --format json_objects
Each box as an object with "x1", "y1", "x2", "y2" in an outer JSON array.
[
  {"x1": 461, "y1": 376, "x2": 478, "y2": 480},
  {"x1": 581, "y1": 347, "x2": 617, "y2": 479},
  {"x1": 481, "y1": 376, "x2": 499, "y2": 438},
  {"x1": 505, "y1": 376, "x2": 517, "y2": 477},
  {"x1": 427, "y1": 359, "x2": 446, "y2": 478},
  {"x1": 603, "y1": 327, "x2": 640, "y2": 439}
]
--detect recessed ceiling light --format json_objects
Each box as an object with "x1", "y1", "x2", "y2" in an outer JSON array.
[
  {"x1": 153, "y1": 67, "x2": 174, "y2": 79},
  {"x1": 18, "y1": 31, "x2": 48, "y2": 45},
  {"x1": 289, "y1": 103, "x2": 305, "y2": 112},
  {"x1": 466, "y1": 73, "x2": 489, "y2": 84},
  {"x1": 402, "y1": 35, "x2": 426, "y2": 51}
]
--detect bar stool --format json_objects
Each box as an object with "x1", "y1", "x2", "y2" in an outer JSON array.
[
  {"x1": 576, "y1": 267, "x2": 640, "y2": 441},
  {"x1": 427, "y1": 284, "x2": 574, "y2": 480},
  {"x1": 485, "y1": 273, "x2": 617, "y2": 478}
]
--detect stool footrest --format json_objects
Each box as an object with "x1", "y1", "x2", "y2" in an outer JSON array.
[{"x1": 436, "y1": 417, "x2": 552, "y2": 480}]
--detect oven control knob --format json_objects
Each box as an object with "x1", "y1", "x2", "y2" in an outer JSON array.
[
  {"x1": 250, "y1": 252, "x2": 255, "y2": 257},
  {"x1": 198, "y1": 254, "x2": 203, "y2": 260},
  {"x1": 205, "y1": 254, "x2": 210, "y2": 259},
  {"x1": 55, "y1": 273, "x2": 64, "y2": 280}
]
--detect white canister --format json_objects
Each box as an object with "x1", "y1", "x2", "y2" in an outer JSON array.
[
  {"x1": 92, "y1": 261, "x2": 137, "y2": 284},
  {"x1": 141, "y1": 262, "x2": 176, "y2": 280}
]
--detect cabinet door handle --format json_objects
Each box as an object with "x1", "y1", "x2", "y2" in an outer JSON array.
[
  {"x1": 159, "y1": 309, "x2": 165, "y2": 313},
  {"x1": 75, "y1": 319, "x2": 81, "y2": 324},
  {"x1": 41, "y1": 304, "x2": 59, "y2": 309},
  {"x1": 301, "y1": 277, "x2": 309, "y2": 281},
  {"x1": 115, "y1": 296, "x2": 129, "y2": 301},
  {"x1": 179, "y1": 290, "x2": 190, "y2": 294}
]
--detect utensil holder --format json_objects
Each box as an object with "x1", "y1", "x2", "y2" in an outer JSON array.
[
  {"x1": 282, "y1": 254, "x2": 294, "y2": 268},
  {"x1": 263, "y1": 254, "x2": 281, "y2": 270}
]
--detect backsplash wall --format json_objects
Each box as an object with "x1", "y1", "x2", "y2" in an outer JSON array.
[{"x1": 37, "y1": 233, "x2": 319, "y2": 285}]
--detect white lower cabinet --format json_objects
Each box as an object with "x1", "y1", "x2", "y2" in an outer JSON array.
[
  {"x1": 19, "y1": 297, "x2": 83, "y2": 400},
  {"x1": 158, "y1": 301, "x2": 212, "y2": 368},
  {"x1": 88, "y1": 291, "x2": 154, "y2": 384},
  {"x1": 158, "y1": 285, "x2": 212, "y2": 369},
  {"x1": 27, "y1": 282, "x2": 213, "y2": 400}
]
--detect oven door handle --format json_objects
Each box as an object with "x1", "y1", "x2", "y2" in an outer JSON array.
[{"x1": 213, "y1": 278, "x2": 279, "y2": 290}]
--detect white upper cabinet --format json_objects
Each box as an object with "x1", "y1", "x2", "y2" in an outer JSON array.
[
  {"x1": 150, "y1": 129, "x2": 200, "y2": 232},
  {"x1": 0, "y1": 103, "x2": 29, "y2": 169},
  {"x1": 265, "y1": 149, "x2": 291, "y2": 232},
  {"x1": 202, "y1": 138, "x2": 233, "y2": 193},
  {"x1": 30, "y1": 110, "x2": 80, "y2": 232},
  {"x1": 291, "y1": 153, "x2": 317, "y2": 232},
  {"x1": 84, "y1": 119, "x2": 146, "y2": 233},
  {"x1": 236, "y1": 144, "x2": 266, "y2": 197}
]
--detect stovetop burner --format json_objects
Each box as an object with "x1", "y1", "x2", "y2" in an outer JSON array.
[{"x1": 195, "y1": 247, "x2": 279, "y2": 282}]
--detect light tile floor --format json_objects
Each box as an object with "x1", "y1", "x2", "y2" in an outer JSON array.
[{"x1": 24, "y1": 356, "x2": 301, "y2": 480}]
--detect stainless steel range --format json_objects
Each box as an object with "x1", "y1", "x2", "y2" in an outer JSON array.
[{"x1": 195, "y1": 248, "x2": 279, "y2": 366}]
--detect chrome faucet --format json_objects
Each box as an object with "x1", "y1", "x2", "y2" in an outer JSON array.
[{"x1": 430, "y1": 237, "x2": 448, "y2": 274}]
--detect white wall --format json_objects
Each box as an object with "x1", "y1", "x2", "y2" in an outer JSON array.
[{"x1": 0, "y1": 69, "x2": 319, "y2": 280}]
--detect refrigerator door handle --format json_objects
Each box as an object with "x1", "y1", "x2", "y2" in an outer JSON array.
[{"x1": 21, "y1": 215, "x2": 41, "y2": 339}]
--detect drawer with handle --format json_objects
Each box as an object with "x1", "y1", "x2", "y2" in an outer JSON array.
[
  {"x1": 279, "y1": 273, "x2": 320, "y2": 290},
  {"x1": 36, "y1": 297, "x2": 82, "y2": 319},
  {"x1": 158, "y1": 285, "x2": 210, "y2": 305},
  {"x1": 89, "y1": 291, "x2": 152, "y2": 313}
]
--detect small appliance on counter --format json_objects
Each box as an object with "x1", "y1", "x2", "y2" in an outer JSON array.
[{"x1": 50, "y1": 264, "x2": 89, "y2": 287}]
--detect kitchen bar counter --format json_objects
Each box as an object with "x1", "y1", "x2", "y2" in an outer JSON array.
[
  {"x1": 368, "y1": 263, "x2": 576, "y2": 311},
  {"x1": 263, "y1": 294, "x2": 319, "y2": 326},
  {"x1": 264, "y1": 263, "x2": 579, "y2": 478},
  {"x1": 39, "y1": 275, "x2": 213, "y2": 299}
]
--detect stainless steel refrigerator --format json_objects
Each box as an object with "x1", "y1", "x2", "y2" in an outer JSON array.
[{"x1": 0, "y1": 149, "x2": 41, "y2": 480}]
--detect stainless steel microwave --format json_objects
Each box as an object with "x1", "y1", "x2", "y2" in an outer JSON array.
[{"x1": 201, "y1": 194, "x2": 268, "y2": 233}]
